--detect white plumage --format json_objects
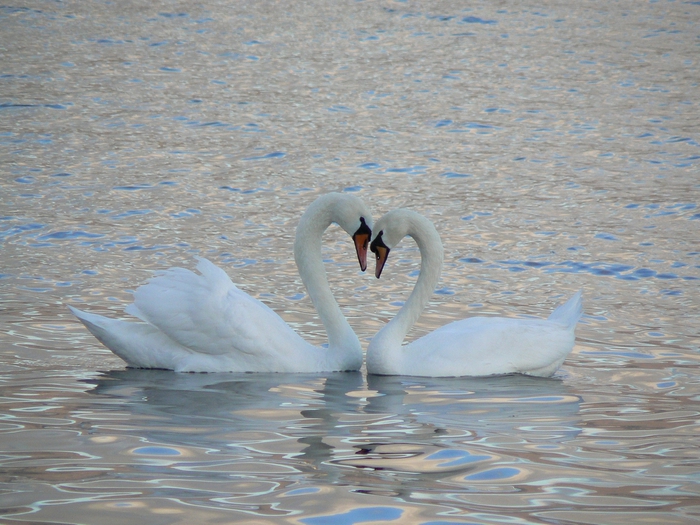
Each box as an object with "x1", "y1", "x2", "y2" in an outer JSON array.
[
  {"x1": 366, "y1": 209, "x2": 583, "y2": 377},
  {"x1": 70, "y1": 193, "x2": 373, "y2": 373}
]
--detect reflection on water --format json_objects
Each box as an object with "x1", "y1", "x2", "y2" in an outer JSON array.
[
  {"x1": 2, "y1": 369, "x2": 587, "y2": 523},
  {"x1": 3, "y1": 367, "x2": 698, "y2": 523},
  {"x1": 2, "y1": 0, "x2": 700, "y2": 523}
]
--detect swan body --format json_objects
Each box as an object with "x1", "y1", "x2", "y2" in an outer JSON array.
[
  {"x1": 366, "y1": 209, "x2": 582, "y2": 377},
  {"x1": 70, "y1": 193, "x2": 373, "y2": 373}
]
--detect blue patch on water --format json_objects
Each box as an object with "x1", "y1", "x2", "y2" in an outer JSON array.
[
  {"x1": 0, "y1": 223, "x2": 46, "y2": 241},
  {"x1": 460, "y1": 16, "x2": 497, "y2": 24},
  {"x1": 427, "y1": 15, "x2": 456, "y2": 22},
  {"x1": 442, "y1": 172, "x2": 471, "y2": 178},
  {"x1": 625, "y1": 268, "x2": 656, "y2": 279},
  {"x1": 301, "y1": 507, "x2": 403, "y2": 525},
  {"x1": 384, "y1": 165, "x2": 426, "y2": 174},
  {"x1": 426, "y1": 449, "x2": 491, "y2": 467},
  {"x1": 456, "y1": 258, "x2": 695, "y2": 281},
  {"x1": 38, "y1": 231, "x2": 104, "y2": 241},
  {"x1": 581, "y1": 350, "x2": 654, "y2": 359},
  {"x1": 123, "y1": 245, "x2": 169, "y2": 251},
  {"x1": 243, "y1": 151, "x2": 286, "y2": 161},
  {"x1": 358, "y1": 162, "x2": 380, "y2": 169},
  {"x1": 465, "y1": 467, "x2": 520, "y2": 481},
  {"x1": 660, "y1": 289, "x2": 682, "y2": 296},
  {"x1": 133, "y1": 446, "x2": 181, "y2": 456},
  {"x1": 285, "y1": 487, "x2": 321, "y2": 496},
  {"x1": 113, "y1": 184, "x2": 154, "y2": 191},
  {"x1": 170, "y1": 209, "x2": 201, "y2": 218},
  {"x1": 344, "y1": 186, "x2": 362, "y2": 192}
]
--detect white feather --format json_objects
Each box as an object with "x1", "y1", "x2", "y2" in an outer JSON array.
[
  {"x1": 70, "y1": 193, "x2": 373, "y2": 373},
  {"x1": 366, "y1": 210, "x2": 583, "y2": 377}
]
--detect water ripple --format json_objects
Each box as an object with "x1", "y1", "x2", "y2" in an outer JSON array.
[{"x1": 458, "y1": 258, "x2": 698, "y2": 282}]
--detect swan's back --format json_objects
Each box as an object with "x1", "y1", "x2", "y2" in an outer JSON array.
[{"x1": 401, "y1": 315, "x2": 574, "y2": 377}]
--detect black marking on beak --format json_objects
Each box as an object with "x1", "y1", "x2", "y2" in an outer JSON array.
[
  {"x1": 352, "y1": 217, "x2": 372, "y2": 272},
  {"x1": 370, "y1": 231, "x2": 391, "y2": 279}
]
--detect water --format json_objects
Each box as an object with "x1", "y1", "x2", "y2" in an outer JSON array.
[{"x1": 1, "y1": 0, "x2": 699, "y2": 523}]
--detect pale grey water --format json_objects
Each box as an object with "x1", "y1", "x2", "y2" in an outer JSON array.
[{"x1": 1, "y1": 0, "x2": 699, "y2": 524}]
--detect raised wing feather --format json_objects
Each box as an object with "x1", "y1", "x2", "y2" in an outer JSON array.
[{"x1": 124, "y1": 258, "x2": 308, "y2": 360}]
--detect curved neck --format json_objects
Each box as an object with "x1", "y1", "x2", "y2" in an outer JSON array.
[
  {"x1": 294, "y1": 196, "x2": 359, "y2": 353},
  {"x1": 369, "y1": 214, "x2": 443, "y2": 366}
]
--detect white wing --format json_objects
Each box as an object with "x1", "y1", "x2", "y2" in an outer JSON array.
[{"x1": 124, "y1": 258, "x2": 310, "y2": 364}]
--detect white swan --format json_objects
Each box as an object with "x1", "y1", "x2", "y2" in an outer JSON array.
[
  {"x1": 366, "y1": 209, "x2": 583, "y2": 377},
  {"x1": 69, "y1": 193, "x2": 373, "y2": 373}
]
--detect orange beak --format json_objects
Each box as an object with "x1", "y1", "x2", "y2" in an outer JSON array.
[
  {"x1": 374, "y1": 245, "x2": 389, "y2": 279},
  {"x1": 353, "y1": 231, "x2": 370, "y2": 272},
  {"x1": 352, "y1": 217, "x2": 371, "y2": 272}
]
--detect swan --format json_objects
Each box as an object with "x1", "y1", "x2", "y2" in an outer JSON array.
[
  {"x1": 366, "y1": 209, "x2": 583, "y2": 377},
  {"x1": 69, "y1": 193, "x2": 373, "y2": 373}
]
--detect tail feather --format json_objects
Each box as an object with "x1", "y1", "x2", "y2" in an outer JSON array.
[
  {"x1": 68, "y1": 306, "x2": 187, "y2": 369},
  {"x1": 547, "y1": 290, "x2": 583, "y2": 330}
]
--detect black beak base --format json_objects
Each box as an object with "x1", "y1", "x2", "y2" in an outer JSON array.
[
  {"x1": 370, "y1": 232, "x2": 391, "y2": 279},
  {"x1": 352, "y1": 217, "x2": 372, "y2": 272}
]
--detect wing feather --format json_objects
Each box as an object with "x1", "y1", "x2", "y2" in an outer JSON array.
[{"x1": 124, "y1": 258, "x2": 307, "y2": 359}]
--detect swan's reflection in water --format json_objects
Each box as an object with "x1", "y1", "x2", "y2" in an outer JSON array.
[
  {"x1": 84, "y1": 369, "x2": 582, "y2": 483},
  {"x1": 341, "y1": 374, "x2": 582, "y2": 478}
]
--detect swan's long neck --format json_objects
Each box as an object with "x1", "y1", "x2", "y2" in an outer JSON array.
[
  {"x1": 368, "y1": 213, "x2": 443, "y2": 373},
  {"x1": 294, "y1": 196, "x2": 360, "y2": 361}
]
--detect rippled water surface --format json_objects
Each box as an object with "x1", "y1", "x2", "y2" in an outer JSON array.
[{"x1": 2, "y1": 1, "x2": 699, "y2": 523}]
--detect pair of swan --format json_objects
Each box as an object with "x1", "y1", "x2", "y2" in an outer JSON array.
[{"x1": 70, "y1": 193, "x2": 582, "y2": 377}]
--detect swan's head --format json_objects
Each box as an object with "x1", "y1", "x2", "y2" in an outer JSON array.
[
  {"x1": 322, "y1": 193, "x2": 373, "y2": 272},
  {"x1": 296, "y1": 193, "x2": 373, "y2": 271},
  {"x1": 369, "y1": 209, "x2": 412, "y2": 279},
  {"x1": 337, "y1": 197, "x2": 372, "y2": 272}
]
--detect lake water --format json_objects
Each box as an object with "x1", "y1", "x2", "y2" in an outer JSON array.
[{"x1": 2, "y1": 0, "x2": 699, "y2": 523}]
